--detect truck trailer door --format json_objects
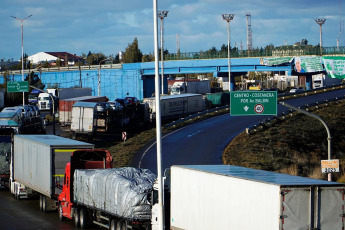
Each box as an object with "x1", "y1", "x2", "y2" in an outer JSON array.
[{"x1": 280, "y1": 186, "x2": 345, "y2": 230}]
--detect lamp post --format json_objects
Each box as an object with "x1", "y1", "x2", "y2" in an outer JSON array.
[
  {"x1": 222, "y1": 14, "x2": 235, "y2": 92},
  {"x1": 11, "y1": 15, "x2": 32, "y2": 106},
  {"x1": 158, "y1": 10, "x2": 169, "y2": 95},
  {"x1": 153, "y1": 1, "x2": 164, "y2": 229},
  {"x1": 315, "y1": 18, "x2": 326, "y2": 56},
  {"x1": 98, "y1": 59, "x2": 108, "y2": 96}
]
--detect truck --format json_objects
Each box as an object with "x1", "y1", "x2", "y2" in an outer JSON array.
[
  {"x1": 70, "y1": 101, "x2": 110, "y2": 139},
  {"x1": 59, "y1": 96, "x2": 108, "y2": 127},
  {"x1": 28, "y1": 88, "x2": 41, "y2": 105},
  {"x1": 38, "y1": 87, "x2": 92, "y2": 111},
  {"x1": 312, "y1": 73, "x2": 342, "y2": 89},
  {"x1": 0, "y1": 128, "x2": 14, "y2": 188},
  {"x1": 170, "y1": 80, "x2": 211, "y2": 95},
  {"x1": 10, "y1": 135, "x2": 112, "y2": 212},
  {"x1": 59, "y1": 167, "x2": 158, "y2": 230},
  {"x1": 170, "y1": 165, "x2": 345, "y2": 230},
  {"x1": 143, "y1": 93, "x2": 205, "y2": 121}
]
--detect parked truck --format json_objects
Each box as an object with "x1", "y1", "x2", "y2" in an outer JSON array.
[
  {"x1": 312, "y1": 73, "x2": 342, "y2": 89},
  {"x1": 59, "y1": 96, "x2": 108, "y2": 127},
  {"x1": 38, "y1": 87, "x2": 92, "y2": 111},
  {"x1": 10, "y1": 135, "x2": 112, "y2": 212},
  {"x1": 143, "y1": 93, "x2": 205, "y2": 121},
  {"x1": 170, "y1": 165, "x2": 345, "y2": 230},
  {"x1": 59, "y1": 167, "x2": 159, "y2": 230},
  {"x1": 170, "y1": 80, "x2": 211, "y2": 95}
]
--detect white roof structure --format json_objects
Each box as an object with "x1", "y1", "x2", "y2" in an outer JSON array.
[{"x1": 28, "y1": 52, "x2": 58, "y2": 64}]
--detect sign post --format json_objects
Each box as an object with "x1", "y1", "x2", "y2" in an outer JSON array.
[
  {"x1": 122, "y1": 132, "x2": 127, "y2": 143},
  {"x1": 7, "y1": 81, "x2": 29, "y2": 93},
  {"x1": 230, "y1": 91, "x2": 277, "y2": 116}
]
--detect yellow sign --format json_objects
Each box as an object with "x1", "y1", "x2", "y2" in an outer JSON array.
[{"x1": 321, "y1": 159, "x2": 339, "y2": 173}]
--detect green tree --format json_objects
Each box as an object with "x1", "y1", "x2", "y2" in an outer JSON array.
[{"x1": 122, "y1": 37, "x2": 143, "y2": 63}]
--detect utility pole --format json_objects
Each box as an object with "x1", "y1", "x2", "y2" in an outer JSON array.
[{"x1": 11, "y1": 15, "x2": 32, "y2": 105}]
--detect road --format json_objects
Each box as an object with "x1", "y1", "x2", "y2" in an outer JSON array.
[
  {"x1": 132, "y1": 89, "x2": 345, "y2": 174},
  {"x1": 0, "y1": 89, "x2": 344, "y2": 229}
]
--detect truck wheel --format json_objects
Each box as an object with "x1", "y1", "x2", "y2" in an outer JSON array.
[
  {"x1": 79, "y1": 209, "x2": 89, "y2": 229},
  {"x1": 42, "y1": 196, "x2": 46, "y2": 212},
  {"x1": 116, "y1": 221, "x2": 122, "y2": 230},
  {"x1": 39, "y1": 195, "x2": 43, "y2": 211},
  {"x1": 74, "y1": 209, "x2": 80, "y2": 228},
  {"x1": 58, "y1": 203, "x2": 66, "y2": 221},
  {"x1": 121, "y1": 221, "x2": 127, "y2": 230},
  {"x1": 110, "y1": 219, "x2": 117, "y2": 230}
]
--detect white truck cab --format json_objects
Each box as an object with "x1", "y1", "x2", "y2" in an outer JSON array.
[{"x1": 38, "y1": 93, "x2": 53, "y2": 110}]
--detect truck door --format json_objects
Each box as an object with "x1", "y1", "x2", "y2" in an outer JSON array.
[
  {"x1": 53, "y1": 149, "x2": 77, "y2": 195},
  {"x1": 318, "y1": 187, "x2": 345, "y2": 229},
  {"x1": 280, "y1": 186, "x2": 345, "y2": 230}
]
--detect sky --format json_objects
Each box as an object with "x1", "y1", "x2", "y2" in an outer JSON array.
[{"x1": 1, "y1": 0, "x2": 343, "y2": 61}]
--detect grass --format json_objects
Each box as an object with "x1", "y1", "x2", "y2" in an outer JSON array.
[{"x1": 223, "y1": 99, "x2": 345, "y2": 182}]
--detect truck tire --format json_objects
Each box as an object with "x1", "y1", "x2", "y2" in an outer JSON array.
[
  {"x1": 116, "y1": 221, "x2": 122, "y2": 230},
  {"x1": 42, "y1": 196, "x2": 47, "y2": 212},
  {"x1": 121, "y1": 221, "x2": 127, "y2": 230},
  {"x1": 79, "y1": 209, "x2": 89, "y2": 229},
  {"x1": 58, "y1": 203, "x2": 66, "y2": 221},
  {"x1": 110, "y1": 219, "x2": 117, "y2": 230},
  {"x1": 39, "y1": 195, "x2": 43, "y2": 211},
  {"x1": 74, "y1": 208, "x2": 80, "y2": 228}
]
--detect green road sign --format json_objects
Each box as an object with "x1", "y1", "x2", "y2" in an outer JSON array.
[
  {"x1": 230, "y1": 91, "x2": 277, "y2": 116},
  {"x1": 7, "y1": 81, "x2": 29, "y2": 93}
]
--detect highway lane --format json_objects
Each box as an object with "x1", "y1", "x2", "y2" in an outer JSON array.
[{"x1": 132, "y1": 89, "x2": 345, "y2": 174}]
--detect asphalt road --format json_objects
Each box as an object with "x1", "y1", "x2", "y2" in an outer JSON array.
[
  {"x1": 132, "y1": 89, "x2": 345, "y2": 175},
  {"x1": 1, "y1": 88, "x2": 344, "y2": 229}
]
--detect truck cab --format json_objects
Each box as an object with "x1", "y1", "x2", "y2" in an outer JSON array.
[{"x1": 58, "y1": 149, "x2": 112, "y2": 220}]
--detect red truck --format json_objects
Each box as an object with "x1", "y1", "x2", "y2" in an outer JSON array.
[{"x1": 58, "y1": 149, "x2": 112, "y2": 221}]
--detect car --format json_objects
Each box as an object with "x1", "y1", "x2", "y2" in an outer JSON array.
[
  {"x1": 108, "y1": 101, "x2": 123, "y2": 111},
  {"x1": 124, "y1": 97, "x2": 139, "y2": 106},
  {"x1": 96, "y1": 102, "x2": 110, "y2": 113},
  {"x1": 289, "y1": 87, "x2": 304, "y2": 93},
  {"x1": 14, "y1": 106, "x2": 32, "y2": 118},
  {"x1": 27, "y1": 104, "x2": 40, "y2": 116}
]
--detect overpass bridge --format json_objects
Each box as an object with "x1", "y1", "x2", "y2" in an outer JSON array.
[{"x1": 0, "y1": 54, "x2": 339, "y2": 100}]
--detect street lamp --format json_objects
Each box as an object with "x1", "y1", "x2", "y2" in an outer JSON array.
[
  {"x1": 98, "y1": 59, "x2": 109, "y2": 96},
  {"x1": 315, "y1": 18, "x2": 326, "y2": 56},
  {"x1": 158, "y1": 10, "x2": 169, "y2": 95},
  {"x1": 11, "y1": 15, "x2": 32, "y2": 106},
  {"x1": 222, "y1": 14, "x2": 235, "y2": 92}
]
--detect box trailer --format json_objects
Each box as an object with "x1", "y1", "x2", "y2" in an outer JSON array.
[
  {"x1": 143, "y1": 93, "x2": 205, "y2": 121},
  {"x1": 59, "y1": 96, "x2": 108, "y2": 127},
  {"x1": 170, "y1": 165, "x2": 345, "y2": 230},
  {"x1": 11, "y1": 135, "x2": 95, "y2": 210}
]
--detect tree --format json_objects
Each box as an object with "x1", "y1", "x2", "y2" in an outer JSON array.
[{"x1": 122, "y1": 37, "x2": 143, "y2": 63}]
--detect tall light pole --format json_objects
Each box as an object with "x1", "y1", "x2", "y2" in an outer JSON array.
[
  {"x1": 11, "y1": 15, "x2": 32, "y2": 106},
  {"x1": 158, "y1": 10, "x2": 169, "y2": 95},
  {"x1": 222, "y1": 14, "x2": 235, "y2": 92},
  {"x1": 153, "y1": 1, "x2": 164, "y2": 230},
  {"x1": 315, "y1": 18, "x2": 326, "y2": 56}
]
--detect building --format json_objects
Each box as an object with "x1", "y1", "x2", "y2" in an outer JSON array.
[{"x1": 28, "y1": 52, "x2": 84, "y2": 66}]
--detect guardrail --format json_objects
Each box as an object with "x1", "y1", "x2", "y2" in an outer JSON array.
[{"x1": 1, "y1": 63, "x2": 122, "y2": 75}]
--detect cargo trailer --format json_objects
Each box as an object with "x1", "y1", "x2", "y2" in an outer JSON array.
[
  {"x1": 10, "y1": 135, "x2": 111, "y2": 212},
  {"x1": 59, "y1": 96, "x2": 108, "y2": 127},
  {"x1": 143, "y1": 93, "x2": 205, "y2": 121},
  {"x1": 170, "y1": 165, "x2": 345, "y2": 230}
]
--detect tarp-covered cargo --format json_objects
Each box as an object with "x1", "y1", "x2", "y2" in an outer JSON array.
[{"x1": 74, "y1": 167, "x2": 156, "y2": 220}]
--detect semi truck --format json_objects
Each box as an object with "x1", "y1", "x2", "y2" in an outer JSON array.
[
  {"x1": 312, "y1": 74, "x2": 342, "y2": 89},
  {"x1": 170, "y1": 80, "x2": 211, "y2": 95},
  {"x1": 59, "y1": 167, "x2": 159, "y2": 230},
  {"x1": 38, "y1": 87, "x2": 92, "y2": 111},
  {"x1": 10, "y1": 135, "x2": 112, "y2": 212},
  {"x1": 170, "y1": 165, "x2": 345, "y2": 230},
  {"x1": 59, "y1": 96, "x2": 108, "y2": 127},
  {"x1": 143, "y1": 93, "x2": 205, "y2": 122}
]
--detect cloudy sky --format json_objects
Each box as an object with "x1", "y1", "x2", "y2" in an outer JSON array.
[{"x1": 1, "y1": 0, "x2": 343, "y2": 60}]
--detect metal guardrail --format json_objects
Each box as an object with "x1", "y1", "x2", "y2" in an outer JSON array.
[{"x1": 1, "y1": 63, "x2": 122, "y2": 75}]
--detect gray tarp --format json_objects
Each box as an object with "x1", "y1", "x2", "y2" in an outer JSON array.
[{"x1": 74, "y1": 167, "x2": 156, "y2": 220}]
